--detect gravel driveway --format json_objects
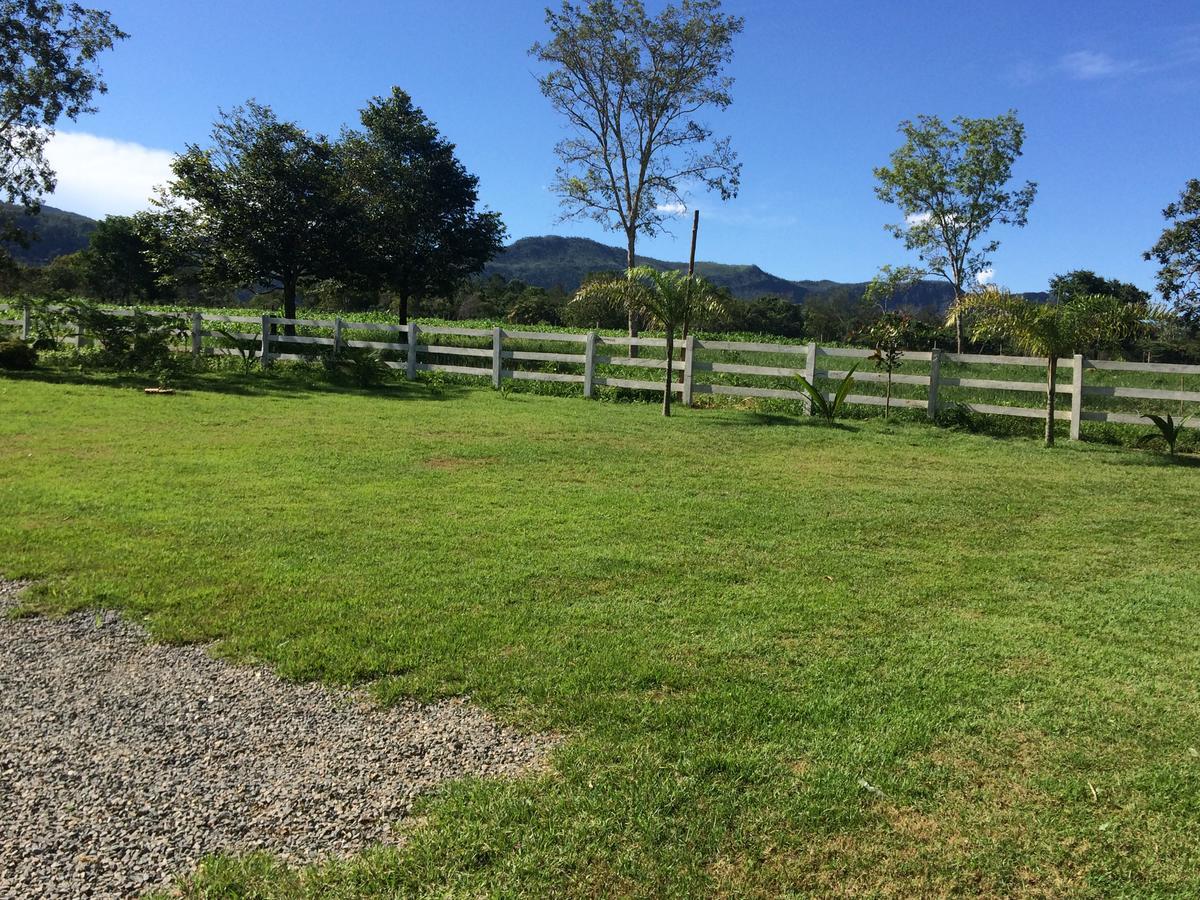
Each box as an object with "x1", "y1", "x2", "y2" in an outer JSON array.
[{"x1": 0, "y1": 578, "x2": 553, "y2": 898}]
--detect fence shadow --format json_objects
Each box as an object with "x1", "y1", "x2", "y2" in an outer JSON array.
[{"x1": 0, "y1": 367, "x2": 472, "y2": 403}]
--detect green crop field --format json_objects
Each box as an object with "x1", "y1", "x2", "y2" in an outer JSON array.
[{"x1": 2, "y1": 367, "x2": 1199, "y2": 897}]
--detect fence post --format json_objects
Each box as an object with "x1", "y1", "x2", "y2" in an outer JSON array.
[
  {"x1": 260, "y1": 315, "x2": 272, "y2": 367},
  {"x1": 492, "y1": 326, "x2": 503, "y2": 389},
  {"x1": 75, "y1": 318, "x2": 85, "y2": 348},
  {"x1": 927, "y1": 348, "x2": 942, "y2": 420},
  {"x1": 1070, "y1": 354, "x2": 1085, "y2": 441},
  {"x1": 583, "y1": 331, "x2": 597, "y2": 399},
  {"x1": 803, "y1": 342, "x2": 818, "y2": 415},
  {"x1": 682, "y1": 334, "x2": 696, "y2": 406},
  {"x1": 406, "y1": 323, "x2": 419, "y2": 380},
  {"x1": 333, "y1": 317, "x2": 343, "y2": 355},
  {"x1": 21, "y1": 303, "x2": 31, "y2": 341},
  {"x1": 191, "y1": 312, "x2": 203, "y2": 358}
]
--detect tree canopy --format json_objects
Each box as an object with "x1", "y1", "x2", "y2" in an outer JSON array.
[
  {"x1": 1048, "y1": 269, "x2": 1149, "y2": 308},
  {"x1": 339, "y1": 88, "x2": 506, "y2": 324},
  {"x1": 150, "y1": 102, "x2": 353, "y2": 330},
  {"x1": 874, "y1": 111, "x2": 1037, "y2": 352},
  {"x1": 1145, "y1": 179, "x2": 1200, "y2": 327},
  {"x1": 531, "y1": 0, "x2": 742, "y2": 342},
  {"x1": 0, "y1": 0, "x2": 125, "y2": 250}
]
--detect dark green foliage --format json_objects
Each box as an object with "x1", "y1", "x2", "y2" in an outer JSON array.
[
  {"x1": 1049, "y1": 269, "x2": 1150, "y2": 307},
  {"x1": 725, "y1": 295, "x2": 805, "y2": 337},
  {"x1": 1145, "y1": 179, "x2": 1200, "y2": 326},
  {"x1": 339, "y1": 88, "x2": 506, "y2": 324},
  {"x1": 1138, "y1": 413, "x2": 1193, "y2": 456},
  {"x1": 0, "y1": 2, "x2": 125, "y2": 252},
  {"x1": 149, "y1": 102, "x2": 353, "y2": 326},
  {"x1": 0, "y1": 339, "x2": 37, "y2": 369},
  {"x1": 80, "y1": 215, "x2": 165, "y2": 301}
]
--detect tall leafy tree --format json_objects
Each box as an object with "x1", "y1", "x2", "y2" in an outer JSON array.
[
  {"x1": 0, "y1": 1, "x2": 126, "y2": 252},
  {"x1": 340, "y1": 88, "x2": 505, "y2": 324},
  {"x1": 531, "y1": 0, "x2": 742, "y2": 346},
  {"x1": 1145, "y1": 179, "x2": 1200, "y2": 326},
  {"x1": 874, "y1": 111, "x2": 1037, "y2": 352},
  {"x1": 80, "y1": 214, "x2": 162, "y2": 300},
  {"x1": 950, "y1": 289, "x2": 1141, "y2": 447},
  {"x1": 151, "y1": 102, "x2": 351, "y2": 333}
]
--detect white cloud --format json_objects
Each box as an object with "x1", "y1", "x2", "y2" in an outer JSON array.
[
  {"x1": 655, "y1": 202, "x2": 687, "y2": 216},
  {"x1": 1058, "y1": 50, "x2": 1136, "y2": 80},
  {"x1": 43, "y1": 131, "x2": 175, "y2": 219},
  {"x1": 905, "y1": 212, "x2": 933, "y2": 228},
  {"x1": 975, "y1": 269, "x2": 996, "y2": 285}
]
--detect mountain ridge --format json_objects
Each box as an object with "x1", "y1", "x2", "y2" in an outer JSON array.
[{"x1": 486, "y1": 235, "x2": 966, "y2": 308}]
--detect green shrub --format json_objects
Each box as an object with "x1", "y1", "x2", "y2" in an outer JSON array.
[{"x1": 0, "y1": 340, "x2": 37, "y2": 370}]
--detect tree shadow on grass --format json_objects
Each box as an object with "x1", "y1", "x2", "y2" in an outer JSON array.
[{"x1": 0, "y1": 367, "x2": 473, "y2": 403}]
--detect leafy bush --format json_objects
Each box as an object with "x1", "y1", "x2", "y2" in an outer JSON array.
[
  {"x1": 0, "y1": 340, "x2": 37, "y2": 370},
  {"x1": 320, "y1": 348, "x2": 390, "y2": 387},
  {"x1": 62, "y1": 301, "x2": 186, "y2": 373}
]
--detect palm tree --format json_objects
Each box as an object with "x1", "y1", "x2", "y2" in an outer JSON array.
[
  {"x1": 570, "y1": 267, "x2": 725, "y2": 416},
  {"x1": 949, "y1": 288, "x2": 1143, "y2": 446}
]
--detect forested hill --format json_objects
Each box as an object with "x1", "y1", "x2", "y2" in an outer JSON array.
[
  {"x1": 1, "y1": 204, "x2": 98, "y2": 265},
  {"x1": 485, "y1": 235, "x2": 963, "y2": 307}
]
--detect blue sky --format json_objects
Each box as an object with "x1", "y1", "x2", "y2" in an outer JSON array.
[{"x1": 44, "y1": 0, "x2": 1199, "y2": 294}]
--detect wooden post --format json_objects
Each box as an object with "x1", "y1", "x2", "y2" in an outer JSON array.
[
  {"x1": 926, "y1": 348, "x2": 941, "y2": 420},
  {"x1": 21, "y1": 304, "x2": 31, "y2": 341},
  {"x1": 583, "y1": 331, "x2": 597, "y2": 398},
  {"x1": 492, "y1": 326, "x2": 503, "y2": 388},
  {"x1": 191, "y1": 312, "x2": 203, "y2": 357},
  {"x1": 333, "y1": 317, "x2": 343, "y2": 355},
  {"x1": 682, "y1": 334, "x2": 696, "y2": 406},
  {"x1": 803, "y1": 342, "x2": 818, "y2": 415},
  {"x1": 1070, "y1": 354, "x2": 1085, "y2": 441},
  {"x1": 260, "y1": 315, "x2": 271, "y2": 367},
  {"x1": 406, "y1": 323, "x2": 418, "y2": 380}
]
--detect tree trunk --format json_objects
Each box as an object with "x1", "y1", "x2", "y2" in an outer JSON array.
[
  {"x1": 952, "y1": 286, "x2": 964, "y2": 354},
  {"x1": 282, "y1": 276, "x2": 298, "y2": 337},
  {"x1": 397, "y1": 292, "x2": 409, "y2": 326},
  {"x1": 663, "y1": 328, "x2": 674, "y2": 417},
  {"x1": 1045, "y1": 356, "x2": 1057, "y2": 447},
  {"x1": 626, "y1": 231, "x2": 639, "y2": 358}
]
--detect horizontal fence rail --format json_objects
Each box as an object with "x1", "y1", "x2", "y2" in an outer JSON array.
[{"x1": 3, "y1": 303, "x2": 1199, "y2": 439}]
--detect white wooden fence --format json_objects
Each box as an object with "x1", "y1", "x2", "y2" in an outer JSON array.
[{"x1": 3, "y1": 304, "x2": 1198, "y2": 439}]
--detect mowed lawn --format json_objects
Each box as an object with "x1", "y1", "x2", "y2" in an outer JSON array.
[{"x1": 2, "y1": 370, "x2": 1199, "y2": 897}]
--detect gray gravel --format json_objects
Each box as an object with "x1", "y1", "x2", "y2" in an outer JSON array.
[{"x1": 0, "y1": 578, "x2": 554, "y2": 898}]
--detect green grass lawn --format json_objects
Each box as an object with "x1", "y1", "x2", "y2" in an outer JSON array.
[{"x1": 2, "y1": 368, "x2": 1199, "y2": 897}]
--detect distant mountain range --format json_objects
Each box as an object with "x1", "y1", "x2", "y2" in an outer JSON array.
[
  {"x1": 2, "y1": 206, "x2": 1030, "y2": 309},
  {"x1": 485, "y1": 236, "x2": 973, "y2": 308},
  {"x1": 1, "y1": 203, "x2": 97, "y2": 265}
]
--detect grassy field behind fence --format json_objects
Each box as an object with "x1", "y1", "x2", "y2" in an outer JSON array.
[
  {"x1": 1, "y1": 369, "x2": 1199, "y2": 896},
  {"x1": 3, "y1": 301, "x2": 1198, "y2": 450}
]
